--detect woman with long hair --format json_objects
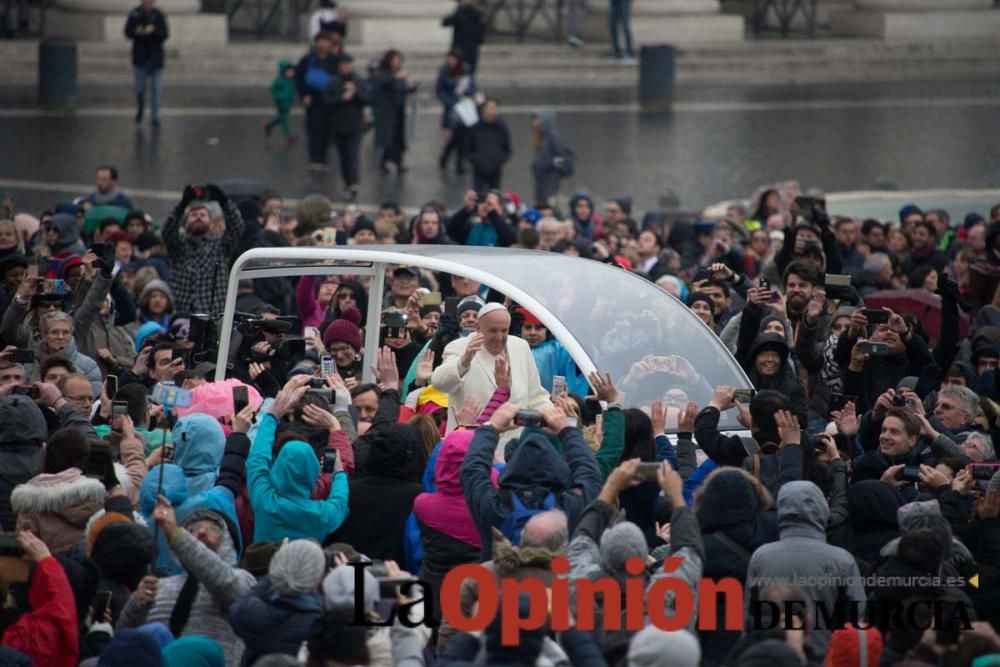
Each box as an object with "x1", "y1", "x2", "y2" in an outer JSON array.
[
  {"x1": 410, "y1": 206, "x2": 451, "y2": 245},
  {"x1": 436, "y1": 49, "x2": 477, "y2": 175}
]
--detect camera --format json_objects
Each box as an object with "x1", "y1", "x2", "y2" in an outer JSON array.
[
  {"x1": 382, "y1": 312, "x2": 409, "y2": 339},
  {"x1": 891, "y1": 393, "x2": 907, "y2": 407},
  {"x1": 309, "y1": 377, "x2": 327, "y2": 389},
  {"x1": 899, "y1": 466, "x2": 921, "y2": 484}
]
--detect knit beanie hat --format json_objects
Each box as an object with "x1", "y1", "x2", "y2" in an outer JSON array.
[
  {"x1": 627, "y1": 627, "x2": 700, "y2": 667},
  {"x1": 269, "y1": 539, "x2": 327, "y2": 596},
  {"x1": 686, "y1": 291, "x2": 714, "y2": 312},
  {"x1": 899, "y1": 203, "x2": 923, "y2": 223},
  {"x1": 97, "y1": 628, "x2": 163, "y2": 667},
  {"x1": 294, "y1": 194, "x2": 332, "y2": 238},
  {"x1": 322, "y1": 306, "x2": 363, "y2": 351},
  {"x1": 456, "y1": 295, "x2": 485, "y2": 317},
  {"x1": 826, "y1": 624, "x2": 884, "y2": 667},
  {"x1": 599, "y1": 521, "x2": 648, "y2": 574},
  {"x1": 323, "y1": 564, "x2": 378, "y2": 613},
  {"x1": 350, "y1": 217, "x2": 377, "y2": 239},
  {"x1": 161, "y1": 636, "x2": 225, "y2": 667}
]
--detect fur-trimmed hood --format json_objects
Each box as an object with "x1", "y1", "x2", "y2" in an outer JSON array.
[{"x1": 11, "y1": 468, "x2": 105, "y2": 519}]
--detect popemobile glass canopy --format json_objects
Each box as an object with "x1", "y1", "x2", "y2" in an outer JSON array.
[{"x1": 216, "y1": 245, "x2": 753, "y2": 430}]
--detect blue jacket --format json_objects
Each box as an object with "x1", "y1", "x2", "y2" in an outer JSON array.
[
  {"x1": 172, "y1": 414, "x2": 226, "y2": 495},
  {"x1": 230, "y1": 577, "x2": 323, "y2": 665},
  {"x1": 248, "y1": 413, "x2": 350, "y2": 543},
  {"x1": 460, "y1": 426, "x2": 602, "y2": 561},
  {"x1": 529, "y1": 339, "x2": 588, "y2": 397},
  {"x1": 140, "y1": 463, "x2": 242, "y2": 576}
]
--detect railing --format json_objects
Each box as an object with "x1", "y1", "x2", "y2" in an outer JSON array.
[
  {"x1": 484, "y1": 0, "x2": 566, "y2": 42},
  {"x1": 222, "y1": 0, "x2": 312, "y2": 39},
  {"x1": 749, "y1": 0, "x2": 818, "y2": 38}
]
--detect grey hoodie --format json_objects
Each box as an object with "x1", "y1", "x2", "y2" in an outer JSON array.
[{"x1": 745, "y1": 481, "x2": 866, "y2": 656}]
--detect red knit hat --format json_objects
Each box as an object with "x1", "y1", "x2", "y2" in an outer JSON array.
[
  {"x1": 323, "y1": 307, "x2": 363, "y2": 352},
  {"x1": 826, "y1": 624, "x2": 883, "y2": 667},
  {"x1": 515, "y1": 307, "x2": 541, "y2": 326}
]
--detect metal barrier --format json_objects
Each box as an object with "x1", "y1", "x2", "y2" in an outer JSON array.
[
  {"x1": 484, "y1": 0, "x2": 565, "y2": 42},
  {"x1": 750, "y1": 0, "x2": 817, "y2": 38}
]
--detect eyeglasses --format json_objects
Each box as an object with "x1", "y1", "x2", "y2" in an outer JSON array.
[
  {"x1": 64, "y1": 394, "x2": 93, "y2": 403},
  {"x1": 47, "y1": 329, "x2": 72, "y2": 338},
  {"x1": 328, "y1": 344, "x2": 352, "y2": 354}
]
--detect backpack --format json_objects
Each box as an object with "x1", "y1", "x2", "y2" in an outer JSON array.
[
  {"x1": 553, "y1": 145, "x2": 575, "y2": 179},
  {"x1": 500, "y1": 488, "x2": 557, "y2": 545},
  {"x1": 304, "y1": 56, "x2": 332, "y2": 93}
]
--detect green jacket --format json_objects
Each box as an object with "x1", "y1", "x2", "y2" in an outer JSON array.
[
  {"x1": 594, "y1": 406, "x2": 625, "y2": 478},
  {"x1": 95, "y1": 424, "x2": 172, "y2": 456},
  {"x1": 270, "y1": 59, "x2": 297, "y2": 111}
]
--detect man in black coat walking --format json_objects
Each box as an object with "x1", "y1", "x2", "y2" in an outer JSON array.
[
  {"x1": 295, "y1": 32, "x2": 342, "y2": 170},
  {"x1": 328, "y1": 55, "x2": 371, "y2": 201},
  {"x1": 442, "y1": 0, "x2": 486, "y2": 75},
  {"x1": 466, "y1": 97, "x2": 511, "y2": 192},
  {"x1": 124, "y1": 0, "x2": 168, "y2": 127}
]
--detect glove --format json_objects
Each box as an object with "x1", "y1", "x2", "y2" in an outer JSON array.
[
  {"x1": 179, "y1": 185, "x2": 198, "y2": 208},
  {"x1": 205, "y1": 184, "x2": 226, "y2": 204}
]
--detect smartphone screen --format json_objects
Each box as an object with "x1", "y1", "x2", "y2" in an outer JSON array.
[
  {"x1": 105, "y1": 375, "x2": 118, "y2": 399},
  {"x1": 86, "y1": 443, "x2": 111, "y2": 479},
  {"x1": 232, "y1": 385, "x2": 249, "y2": 414},
  {"x1": 862, "y1": 309, "x2": 889, "y2": 324},
  {"x1": 552, "y1": 375, "x2": 567, "y2": 396},
  {"x1": 320, "y1": 354, "x2": 334, "y2": 377},
  {"x1": 111, "y1": 401, "x2": 128, "y2": 431},
  {"x1": 93, "y1": 590, "x2": 112, "y2": 621}
]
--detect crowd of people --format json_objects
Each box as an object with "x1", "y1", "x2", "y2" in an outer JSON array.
[{"x1": 0, "y1": 164, "x2": 999, "y2": 667}]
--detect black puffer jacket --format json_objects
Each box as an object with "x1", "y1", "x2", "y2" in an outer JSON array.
[
  {"x1": 742, "y1": 331, "x2": 808, "y2": 424},
  {"x1": 827, "y1": 480, "x2": 901, "y2": 572}
]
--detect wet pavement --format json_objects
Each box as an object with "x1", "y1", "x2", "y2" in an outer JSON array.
[{"x1": 2, "y1": 78, "x2": 1000, "y2": 221}]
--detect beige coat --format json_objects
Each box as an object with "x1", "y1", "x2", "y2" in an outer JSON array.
[{"x1": 431, "y1": 334, "x2": 551, "y2": 432}]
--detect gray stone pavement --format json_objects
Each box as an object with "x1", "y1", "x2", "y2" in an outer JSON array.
[{"x1": 2, "y1": 79, "x2": 1000, "y2": 221}]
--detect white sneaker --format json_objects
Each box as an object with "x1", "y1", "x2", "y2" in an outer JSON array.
[{"x1": 567, "y1": 35, "x2": 584, "y2": 47}]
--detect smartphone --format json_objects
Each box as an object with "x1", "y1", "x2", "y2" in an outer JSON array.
[
  {"x1": 420, "y1": 291, "x2": 442, "y2": 306},
  {"x1": 104, "y1": 375, "x2": 118, "y2": 399},
  {"x1": 36, "y1": 255, "x2": 49, "y2": 277},
  {"x1": 900, "y1": 466, "x2": 922, "y2": 484},
  {"x1": 969, "y1": 464, "x2": 1000, "y2": 481},
  {"x1": 232, "y1": 385, "x2": 249, "y2": 415},
  {"x1": 733, "y1": 389, "x2": 756, "y2": 403},
  {"x1": 829, "y1": 393, "x2": 857, "y2": 412},
  {"x1": 10, "y1": 349, "x2": 33, "y2": 364},
  {"x1": 858, "y1": 341, "x2": 890, "y2": 356},
  {"x1": 93, "y1": 590, "x2": 112, "y2": 622},
  {"x1": 320, "y1": 354, "x2": 334, "y2": 377},
  {"x1": 89, "y1": 242, "x2": 110, "y2": 258},
  {"x1": 862, "y1": 309, "x2": 889, "y2": 324},
  {"x1": 769, "y1": 290, "x2": 781, "y2": 303},
  {"x1": 111, "y1": 401, "x2": 128, "y2": 431},
  {"x1": 825, "y1": 273, "x2": 852, "y2": 287},
  {"x1": 794, "y1": 196, "x2": 816, "y2": 211},
  {"x1": 162, "y1": 442, "x2": 175, "y2": 463},
  {"x1": 12, "y1": 384, "x2": 40, "y2": 399},
  {"x1": 514, "y1": 409, "x2": 543, "y2": 428},
  {"x1": 552, "y1": 375, "x2": 567, "y2": 397},
  {"x1": 86, "y1": 442, "x2": 111, "y2": 479},
  {"x1": 322, "y1": 448, "x2": 337, "y2": 474},
  {"x1": 444, "y1": 296, "x2": 459, "y2": 318},
  {"x1": 45, "y1": 279, "x2": 67, "y2": 296},
  {"x1": 172, "y1": 347, "x2": 188, "y2": 363},
  {"x1": 635, "y1": 462, "x2": 662, "y2": 482},
  {"x1": 759, "y1": 278, "x2": 770, "y2": 290}
]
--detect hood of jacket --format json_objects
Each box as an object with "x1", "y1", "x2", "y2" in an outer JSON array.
[
  {"x1": 48, "y1": 213, "x2": 81, "y2": 253},
  {"x1": 750, "y1": 331, "x2": 790, "y2": 362},
  {"x1": 139, "y1": 463, "x2": 189, "y2": 516},
  {"x1": 271, "y1": 440, "x2": 320, "y2": 499},
  {"x1": 277, "y1": 58, "x2": 293, "y2": 75},
  {"x1": 181, "y1": 507, "x2": 239, "y2": 566},
  {"x1": 534, "y1": 108, "x2": 557, "y2": 135},
  {"x1": 0, "y1": 395, "x2": 48, "y2": 447},
  {"x1": 848, "y1": 480, "x2": 902, "y2": 532},
  {"x1": 498, "y1": 433, "x2": 571, "y2": 496},
  {"x1": 776, "y1": 481, "x2": 828, "y2": 539},
  {"x1": 10, "y1": 468, "x2": 105, "y2": 524},
  {"x1": 949, "y1": 360, "x2": 979, "y2": 388},
  {"x1": 171, "y1": 414, "x2": 225, "y2": 495},
  {"x1": 433, "y1": 429, "x2": 472, "y2": 496},
  {"x1": 568, "y1": 193, "x2": 594, "y2": 224},
  {"x1": 697, "y1": 468, "x2": 768, "y2": 533},
  {"x1": 363, "y1": 423, "x2": 425, "y2": 482}
]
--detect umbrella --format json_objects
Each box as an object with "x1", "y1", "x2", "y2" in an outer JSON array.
[{"x1": 863, "y1": 289, "x2": 971, "y2": 341}]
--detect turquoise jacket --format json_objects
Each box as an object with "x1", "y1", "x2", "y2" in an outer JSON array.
[
  {"x1": 248, "y1": 413, "x2": 350, "y2": 543},
  {"x1": 530, "y1": 338, "x2": 588, "y2": 397}
]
